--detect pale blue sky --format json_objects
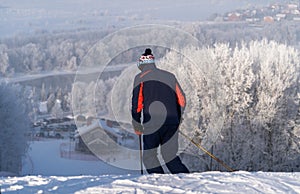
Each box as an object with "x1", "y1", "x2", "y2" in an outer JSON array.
[{"x1": 0, "y1": 0, "x2": 285, "y2": 37}]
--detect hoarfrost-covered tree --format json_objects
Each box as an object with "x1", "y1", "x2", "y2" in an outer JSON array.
[
  {"x1": 207, "y1": 42, "x2": 257, "y2": 169},
  {"x1": 0, "y1": 44, "x2": 9, "y2": 75},
  {"x1": 95, "y1": 79, "x2": 109, "y2": 116},
  {"x1": 103, "y1": 78, "x2": 116, "y2": 119},
  {"x1": 51, "y1": 99, "x2": 64, "y2": 118},
  {"x1": 72, "y1": 78, "x2": 116, "y2": 119},
  {"x1": 21, "y1": 43, "x2": 44, "y2": 72},
  {"x1": 110, "y1": 65, "x2": 139, "y2": 123},
  {"x1": 247, "y1": 40, "x2": 300, "y2": 171},
  {"x1": 72, "y1": 82, "x2": 87, "y2": 115},
  {"x1": 0, "y1": 83, "x2": 29, "y2": 174},
  {"x1": 159, "y1": 39, "x2": 300, "y2": 172},
  {"x1": 40, "y1": 83, "x2": 47, "y2": 101},
  {"x1": 85, "y1": 81, "x2": 97, "y2": 117},
  {"x1": 205, "y1": 40, "x2": 300, "y2": 171}
]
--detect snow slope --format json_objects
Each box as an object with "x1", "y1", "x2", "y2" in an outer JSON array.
[
  {"x1": 1, "y1": 172, "x2": 300, "y2": 193},
  {"x1": 21, "y1": 139, "x2": 138, "y2": 176},
  {"x1": 1, "y1": 140, "x2": 299, "y2": 193}
]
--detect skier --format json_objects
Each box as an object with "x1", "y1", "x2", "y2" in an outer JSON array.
[{"x1": 131, "y1": 48, "x2": 189, "y2": 174}]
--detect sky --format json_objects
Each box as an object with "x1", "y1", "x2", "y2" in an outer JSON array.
[{"x1": 0, "y1": 0, "x2": 285, "y2": 37}]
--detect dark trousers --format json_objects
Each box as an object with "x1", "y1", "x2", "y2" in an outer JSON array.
[{"x1": 142, "y1": 125, "x2": 189, "y2": 174}]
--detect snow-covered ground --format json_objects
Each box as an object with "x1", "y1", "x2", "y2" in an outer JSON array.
[
  {"x1": 21, "y1": 139, "x2": 138, "y2": 176},
  {"x1": 1, "y1": 171, "x2": 300, "y2": 193},
  {"x1": 0, "y1": 139, "x2": 300, "y2": 193}
]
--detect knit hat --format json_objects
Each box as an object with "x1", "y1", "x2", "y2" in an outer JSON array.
[{"x1": 137, "y1": 48, "x2": 155, "y2": 68}]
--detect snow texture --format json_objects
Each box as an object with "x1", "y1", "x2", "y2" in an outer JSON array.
[
  {"x1": 1, "y1": 172, "x2": 300, "y2": 193},
  {"x1": 0, "y1": 139, "x2": 298, "y2": 193}
]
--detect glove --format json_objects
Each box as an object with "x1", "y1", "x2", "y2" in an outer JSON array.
[
  {"x1": 134, "y1": 123, "x2": 143, "y2": 135},
  {"x1": 132, "y1": 120, "x2": 143, "y2": 135},
  {"x1": 135, "y1": 130, "x2": 143, "y2": 135}
]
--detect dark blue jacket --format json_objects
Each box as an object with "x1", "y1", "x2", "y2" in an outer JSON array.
[{"x1": 131, "y1": 64, "x2": 186, "y2": 130}]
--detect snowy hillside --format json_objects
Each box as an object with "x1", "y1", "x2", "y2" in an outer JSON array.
[{"x1": 1, "y1": 172, "x2": 300, "y2": 193}]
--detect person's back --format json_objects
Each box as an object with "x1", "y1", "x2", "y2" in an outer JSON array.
[
  {"x1": 132, "y1": 64, "x2": 183, "y2": 130},
  {"x1": 131, "y1": 48, "x2": 189, "y2": 174}
]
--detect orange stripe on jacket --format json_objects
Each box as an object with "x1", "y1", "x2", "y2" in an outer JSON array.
[
  {"x1": 137, "y1": 82, "x2": 144, "y2": 113},
  {"x1": 176, "y1": 83, "x2": 185, "y2": 107}
]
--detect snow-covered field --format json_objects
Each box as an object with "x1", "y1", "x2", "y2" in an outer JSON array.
[
  {"x1": 21, "y1": 139, "x2": 138, "y2": 176},
  {"x1": 1, "y1": 171, "x2": 300, "y2": 193},
  {"x1": 0, "y1": 139, "x2": 300, "y2": 193}
]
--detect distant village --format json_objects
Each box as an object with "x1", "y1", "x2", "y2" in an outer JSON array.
[{"x1": 215, "y1": 1, "x2": 300, "y2": 23}]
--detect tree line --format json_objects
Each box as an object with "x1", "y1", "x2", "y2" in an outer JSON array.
[{"x1": 0, "y1": 21, "x2": 299, "y2": 76}]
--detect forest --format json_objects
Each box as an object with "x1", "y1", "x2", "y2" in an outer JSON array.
[{"x1": 0, "y1": 21, "x2": 300, "y2": 76}]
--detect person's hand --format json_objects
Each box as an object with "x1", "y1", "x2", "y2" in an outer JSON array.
[
  {"x1": 132, "y1": 120, "x2": 143, "y2": 135},
  {"x1": 134, "y1": 124, "x2": 143, "y2": 135},
  {"x1": 135, "y1": 130, "x2": 143, "y2": 135}
]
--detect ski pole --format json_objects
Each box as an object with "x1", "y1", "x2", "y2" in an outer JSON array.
[
  {"x1": 179, "y1": 131, "x2": 234, "y2": 172},
  {"x1": 139, "y1": 135, "x2": 144, "y2": 175}
]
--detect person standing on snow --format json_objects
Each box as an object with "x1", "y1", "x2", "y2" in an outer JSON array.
[{"x1": 131, "y1": 48, "x2": 189, "y2": 174}]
